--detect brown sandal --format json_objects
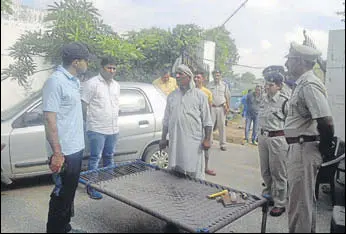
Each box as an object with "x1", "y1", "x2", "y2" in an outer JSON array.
[{"x1": 205, "y1": 169, "x2": 216, "y2": 176}]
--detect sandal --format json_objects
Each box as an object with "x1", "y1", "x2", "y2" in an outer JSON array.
[{"x1": 205, "y1": 169, "x2": 216, "y2": 176}]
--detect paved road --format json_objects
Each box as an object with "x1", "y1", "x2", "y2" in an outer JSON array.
[{"x1": 1, "y1": 142, "x2": 333, "y2": 233}]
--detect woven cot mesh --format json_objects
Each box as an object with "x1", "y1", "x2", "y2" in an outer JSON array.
[{"x1": 80, "y1": 161, "x2": 266, "y2": 233}]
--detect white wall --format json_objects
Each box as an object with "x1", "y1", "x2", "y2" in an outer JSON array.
[
  {"x1": 325, "y1": 29, "x2": 345, "y2": 140},
  {"x1": 1, "y1": 10, "x2": 52, "y2": 111}
]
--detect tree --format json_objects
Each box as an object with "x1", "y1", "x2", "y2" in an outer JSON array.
[
  {"x1": 172, "y1": 24, "x2": 203, "y2": 52},
  {"x1": 1, "y1": 0, "x2": 143, "y2": 86},
  {"x1": 123, "y1": 25, "x2": 206, "y2": 82},
  {"x1": 1, "y1": 0, "x2": 13, "y2": 14},
  {"x1": 125, "y1": 27, "x2": 177, "y2": 81},
  {"x1": 2, "y1": 0, "x2": 240, "y2": 86},
  {"x1": 203, "y1": 26, "x2": 239, "y2": 77},
  {"x1": 240, "y1": 72, "x2": 256, "y2": 83}
]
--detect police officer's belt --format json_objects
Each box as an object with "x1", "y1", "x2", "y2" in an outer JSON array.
[
  {"x1": 285, "y1": 135, "x2": 320, "y2": 144},
  {"x1": 212, "y1": 103, "x2": 225, "y2": 107},
  {"x1": 261, "y1": 129, "x2": 285, "y2": 137}
]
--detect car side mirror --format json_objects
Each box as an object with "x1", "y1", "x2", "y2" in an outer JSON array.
[{"x1": 23, "y1": 112, "x2": 43, "y2": 127}]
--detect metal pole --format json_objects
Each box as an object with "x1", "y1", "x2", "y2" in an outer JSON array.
[{"x1": 220, "y1": 0, "x2": 249, "y2": 28}]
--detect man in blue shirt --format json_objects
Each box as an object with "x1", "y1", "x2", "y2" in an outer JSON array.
[
  {"x1": 245, "y1": 85, "x2": 262, "y2": 145},
  {"x1": 241, "y1": 89, "x2": 251, "y2": 119},
  {"x1": 43, "y1": 42, "x2": 90, "y2": 233}
]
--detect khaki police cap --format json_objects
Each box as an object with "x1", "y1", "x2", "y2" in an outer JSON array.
[{"x1": 286, "y1": 42, "x2": 321, "y2": 61}]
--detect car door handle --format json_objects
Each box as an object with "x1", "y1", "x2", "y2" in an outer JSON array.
[{"x1": 138, "y1": 120, "x2": 149, "y2": 128}]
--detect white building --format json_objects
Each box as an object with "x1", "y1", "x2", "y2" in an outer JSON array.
[
  {"x1": 325, "y1": 29, "x2": 345, "y2": 140},
  {"x1": 1, "y1": 3, "x2": 51, "y2": 111}
]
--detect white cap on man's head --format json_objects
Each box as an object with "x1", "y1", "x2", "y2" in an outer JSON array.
[{"x1": 286, "y1": 42, "x2": 321, "y2": 62}]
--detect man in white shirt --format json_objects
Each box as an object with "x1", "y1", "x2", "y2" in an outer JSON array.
[{"x1": 81, "y1": 57, "x2": 120, "y2": 199}]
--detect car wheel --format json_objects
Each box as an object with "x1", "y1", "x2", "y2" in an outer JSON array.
[{"x1": 143, "y1": 144, "x2": 168, "y2": 169}]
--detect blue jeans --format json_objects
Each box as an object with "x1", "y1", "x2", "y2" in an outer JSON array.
[
  {"x1": 245, "y1": 113, "x2": 259, "y2": 142},
  {"x1": 87, "y1": 131, "x2": 118, "y2": 170},
  {"x1": 47, "y1": 150, "x2": 84, "y2": 233}
]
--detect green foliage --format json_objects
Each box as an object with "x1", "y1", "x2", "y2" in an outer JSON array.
[
  {"x1": 1, "y1": 0, "x2": 13, "y2": 14},
  {"x1": 240, "y1": 72, "x2": 256, "y2": 83},
  {"x1": 172, "y1": 24, "x2": 203, "y2": 51},
  {"x1": 126, "y1": 27, "x2": 177, "y2": 79},
  {"x1": 203, "y1": 26, "x2": 239, "y2": 77},
  {"x1": 1, "y1": 0, "x2": 142, "y2": 84},
  {"x1": 2, "y1": 0, "x2": 240, "y2": 86}
]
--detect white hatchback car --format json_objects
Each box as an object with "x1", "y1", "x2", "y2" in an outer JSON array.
[{"x1": 1, "y1": 82, "x2": 169, "y2": 184}]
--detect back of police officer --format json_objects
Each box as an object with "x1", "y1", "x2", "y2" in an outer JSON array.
[
  {"x1": 258, "y1": 66, "x2": 290, "y2": 217},
  {"x1": 284, "y1": 42, "x2": 334, "y2": 233}
]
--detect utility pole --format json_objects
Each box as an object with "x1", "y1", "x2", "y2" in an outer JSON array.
[{"x1": 220, "y1": 0, "x2": 249, "y2": 28}]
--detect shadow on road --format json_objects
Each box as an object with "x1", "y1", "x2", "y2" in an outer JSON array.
[{"x1": 1, "y1": 174, "x2": 53, "y2": 191}]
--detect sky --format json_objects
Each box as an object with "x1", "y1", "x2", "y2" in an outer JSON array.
[{"x1": 22, "y1": 0, "x2": 345, "y2": 78}]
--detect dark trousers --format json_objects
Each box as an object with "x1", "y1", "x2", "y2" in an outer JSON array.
[{"x1": 46, "y1": 150, "x2": 84, "y2": 233}]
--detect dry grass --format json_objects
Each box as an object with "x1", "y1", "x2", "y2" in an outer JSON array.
[{"x1": 213, "y1": 114, "x2": 256, "y2": 145}]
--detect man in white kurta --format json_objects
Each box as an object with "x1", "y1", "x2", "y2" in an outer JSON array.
[{"x1": 160, "y1": 65, "x2": 213, "y2": 180}]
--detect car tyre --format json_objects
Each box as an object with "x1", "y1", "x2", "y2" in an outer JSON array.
[{"x1": 143, "y1": 144, "x2": 169, "y2": 169}]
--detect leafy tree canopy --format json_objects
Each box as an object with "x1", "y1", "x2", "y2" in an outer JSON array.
[
  {"x1": 1, "y1": 0, "x2": 13, "y2": 14},
  {"x1": 240, "y1": 72, "x2": 256, "y2": 83},
  {"x1": 2, "y1": 0, "x2": 239, "y2": 86}
]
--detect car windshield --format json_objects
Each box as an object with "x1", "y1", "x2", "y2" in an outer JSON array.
[{"x1": 1, "y1": 90, "x2": 42, "y2": 121}]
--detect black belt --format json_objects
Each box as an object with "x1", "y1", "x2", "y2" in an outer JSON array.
[
  {"x1": 212, "y1": 103, "x2": 225, "y2": 107},
  {"x1": 261, "y1": 129, "x2": 285, "y2": 137},
  {"x1": 285, "y1": 135, "x2": 320, "y2": 144}
]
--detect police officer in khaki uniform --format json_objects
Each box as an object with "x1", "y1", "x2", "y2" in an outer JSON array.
[
  {"x1": 258, "y1": 66, "x2": 289, "y2": 217},
  {"x1": 284, "y1": 42, "x2": 334, "y2": 233},
  {"x1": 208, "y1": 70, "x2": 231, "y2": 151}
]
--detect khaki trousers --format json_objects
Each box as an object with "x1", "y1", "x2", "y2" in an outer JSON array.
[
  {"x1": 287, "y1": 141, "x2": 322, "y2": 233},
  {"x1": 211, "y1": 106, "x2": 226, "y2": 147},
  {"x1": 258, "y1": 135, "x2": 288, "y2": 208}
]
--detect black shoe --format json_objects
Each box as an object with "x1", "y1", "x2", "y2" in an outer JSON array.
[
  {"x1": 270, "y1": 207, "x2": 286, "y2": 217},
  {"x1": 164, "y1": 222, "x2": 179, "y2": 233},
  {"x1": 220, "y1": 146, "x2": 227, "y2": 151}
]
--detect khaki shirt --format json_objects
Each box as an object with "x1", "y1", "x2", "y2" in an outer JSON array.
[
  {"x1": 152, "y1": 77, "x2": 178, "y2": 96},
  {"x1": 281, "y1": 83, "x2": 293, "y2": 97},
  {"x1": 259, "y1": 92, "x2": 289, "y2": 131},
  {"x1": 207, "y1": 81, "x2": 230, "y2": 106},
  {"x1": 284, "y1": 70, "x2": 332, "y2": 138}
]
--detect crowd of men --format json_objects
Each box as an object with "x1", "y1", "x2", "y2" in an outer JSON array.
[{"x1": 43, "y1": 40, "x2": 336, "y2": 233}]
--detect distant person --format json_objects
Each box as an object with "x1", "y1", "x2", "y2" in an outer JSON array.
[
  {"x1": 81, "y1": 56, "x2": 120, "y2": 200},
  {"x1": 43, "y1": 42, "x2": 90, "y2": 233},
  {"x1": 194, "y1": 71, "x2": 216, "y2": 176},
  {"x1": 160, "y1": 64, "x2": 212, "y2": 180},
  {"x1": 240, "y1": 89, "x2": 252, "y2": 129},
  {"x1": 208, "y1": 70, "x2": 231, "y2": 151},
  {"x1": 258, "y1": 66, "x2": 290, "y2": 217},
  {"x1": 152, "y1": 70, "x2": 178, "y2": 96},
  {"x1": 284, "y1": 42, "x2": 334, "y2": 233},
  {"x1": 244, "y1": 85, "x2": 262, "y2": 145}
]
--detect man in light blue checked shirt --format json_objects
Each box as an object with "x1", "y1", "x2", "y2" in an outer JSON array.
[{"x1": 43, "y1": 42, "x2": 91, "y2": 233}]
